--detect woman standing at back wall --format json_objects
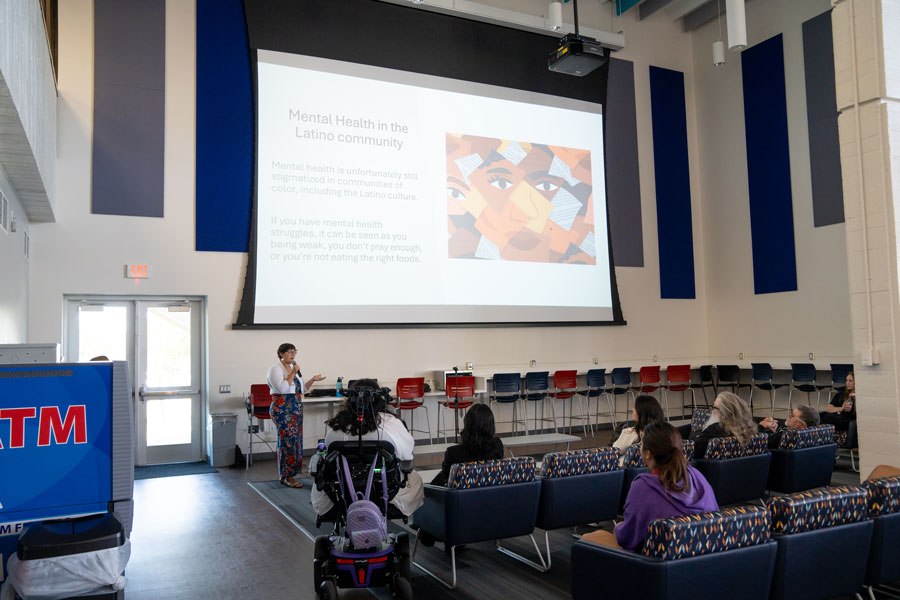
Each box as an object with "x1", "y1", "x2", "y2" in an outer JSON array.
[{"x1": 266, "y1": 342, "x2": 325, "y2": 488}]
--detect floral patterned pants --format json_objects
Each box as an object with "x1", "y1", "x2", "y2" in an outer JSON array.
[{"x1": 270, "y1": 394, "x2": 303, "y2": 479}]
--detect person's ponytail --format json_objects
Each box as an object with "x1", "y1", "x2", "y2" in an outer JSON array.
[{"x1": 641, "y1": 422, "x2": 690, "y2": 494}]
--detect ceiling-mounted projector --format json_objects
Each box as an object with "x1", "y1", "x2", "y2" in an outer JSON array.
[
  {"x1": 548, "y1": 33, "x2": 609, "y2": 76},
  {"x1": 547, "y1": 0, "x2": 608, "y2": 77}
]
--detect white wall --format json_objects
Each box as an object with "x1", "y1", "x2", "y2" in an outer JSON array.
[
  {"x1": 30, "y1": 0, "x2": 711, "y2": 452},
  {"x1": 0, "y1": 165, "x2": 28, "y2": 343},
  {"x1": 690, "y1": 0, "x2": 854, "y2": 365}
]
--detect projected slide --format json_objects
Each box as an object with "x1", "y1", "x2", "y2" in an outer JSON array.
[{"x1": 253, "y1": 50, "x2": 612, "y2": 324}]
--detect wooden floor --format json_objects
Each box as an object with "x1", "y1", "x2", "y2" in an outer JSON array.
[{"x1": 125, "y1": 412, "x2": 865, "y2": 600}]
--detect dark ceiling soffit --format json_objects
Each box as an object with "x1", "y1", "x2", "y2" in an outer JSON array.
[
  {"x1": 638, "y1": 0, "x2": 675, "y2": 20},
  {"x1": 683, "y1": 1, "x2": 721, "y2": 31}
]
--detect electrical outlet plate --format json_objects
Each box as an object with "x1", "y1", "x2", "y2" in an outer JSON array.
[
  {"x1": 652, "y1": 355, "x2": 657, "y2": 362},
  {"x1": 530, "y1": 359, "x2": 536, "y2": 367},
  {"x1": 808, "y1": 352, "x2": 815, "y2": 360},
  {"x1": 218, "y1": 384, "x2": 230, "y2": 393},
  {"x1": 466, "y1": 361, "x2": 474, "y2": 370},
  {"x1": 593, "y1": 356, "x2": 599, "y2": 365},
  {"x1": 739, "y1": 352, "x2": 744, "y2": 359}
]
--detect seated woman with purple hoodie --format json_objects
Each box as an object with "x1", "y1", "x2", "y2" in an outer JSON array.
[{"x1": 583, "y1": 421, "x2": 719, "y2": 552}]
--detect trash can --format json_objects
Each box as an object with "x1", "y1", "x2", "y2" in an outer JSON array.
[
  {"x1": 207, "y1": 413, "x2": 237, "y2": 467},
  {"x1": 3, "y1": 513, "x2": 129, "y2": 600}
]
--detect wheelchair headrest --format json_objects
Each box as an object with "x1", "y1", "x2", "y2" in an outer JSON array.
[
  {"x1": 863, "y1": 475, "x2": 900, "y2": 517},
  {"x1": 767, "y1": 486, "x2": 868, "y2": 534},
  {"x1": 642, "y1": 505, "x2": 771, "y2": 560}
]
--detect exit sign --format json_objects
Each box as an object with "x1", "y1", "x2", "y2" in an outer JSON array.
[{"x1": 125, "y1": 264, "x2": 150, "y2": 279}]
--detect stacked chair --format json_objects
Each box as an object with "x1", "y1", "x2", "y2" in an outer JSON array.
[
  {"x1": 693, "y1": 433, "x2": 771, "y2": 506},
  {"x1": 766, "y1": 424, "x2": 836, "y2": 494},
  {"x1": 572, "y1": 506, "x2": 776, "y2": 600},
  {"x1": 767, "y1": 487, "x2": 873, "y2": 600}
]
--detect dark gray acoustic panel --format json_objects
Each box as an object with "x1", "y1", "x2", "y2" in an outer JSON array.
[
  {"x1": 92, "y1": 0, "x2": 165, "y2": 217},
  {"x1": 606, "y1": 58, "x2": 643, "y2": 267},
  {"x1": 803, "y1": 10, "x2": 844, "y2": 227}
]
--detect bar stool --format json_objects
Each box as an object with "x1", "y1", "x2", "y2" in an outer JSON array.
[
  {"x1": 489, "y1": 372, "x2": 527, "y2": 436},
  {"x1": 663, "y1": 364, "x2": 694, "y2": 421},
  {"x1": 689, "y1": 365, "x2": 715, "y2": 406},
  {"x1": 788, "y1": 363, "x2": 821, "y2": 411},
  {"x1": 391, "y1": 377, "x2": 431, "y2": 441},
  {"x1": 578, "y1": 368, "x2": 614, "y2": 429},
  {"x1": 748, "y1": 363, "x2": 785, "y2": 416},
  {"x1": 523, "y1": 371, "x2": 557, "y2": 434},
  {"x1": 437, "y1": 374, "x2": 476, "y2": 442},
  {"x1": 609, "y1": 367, "x2": 636, "y2": 424},
  {"x1": 552, "y1": 369, "x2": 592, "y2": 436}
]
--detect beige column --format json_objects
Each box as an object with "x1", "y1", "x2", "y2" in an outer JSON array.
[{"x1": 832, "y1": 0, "x2": 900, "y2": 478}]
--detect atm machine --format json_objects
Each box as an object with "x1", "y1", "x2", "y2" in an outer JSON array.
[{"x1": 0, "y1": 359, "x2": 134, "y2": 594}]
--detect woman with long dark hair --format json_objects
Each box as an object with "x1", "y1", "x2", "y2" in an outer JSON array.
[
  {"x1": 820, "y1": 372, "x2": 856, "y2": 438},
  {"x1": 310, "y1": 379, "x2": 424, "y2": 516},
  {"x1": 612, "y1": 395, "x2": 665, "y2": 465},
  {"x1": 265, "y1": 342, "x2": 325, "y2": 488},
  {"x1": 430, "y1": 404, "x2": 504, "y2": 486},
  {"x1": 583, "y1": 422, "x2": 717, "y2": 551}
]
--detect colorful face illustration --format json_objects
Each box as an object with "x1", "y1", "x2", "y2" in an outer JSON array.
[{"x1": 446, "y1": 133, "x2": 595, "y2": 265}]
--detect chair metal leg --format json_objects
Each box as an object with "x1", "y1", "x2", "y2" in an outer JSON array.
[
  {"x1": 411, "y1": 531, "x2": 458, "y2": 589},
  {"x1": 662, "y1": 389, "x2": 671, "y2": 421},
  {"x1": 606, "y1": 393, "x2": 617, "y2": 429},
  {"x1": 495, "y1": 534, "x2": 549, "y2": 573}
]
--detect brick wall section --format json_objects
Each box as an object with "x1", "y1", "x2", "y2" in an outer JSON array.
[{"x1": 832, "y1": 0, "x2": 900, "y2": 477}]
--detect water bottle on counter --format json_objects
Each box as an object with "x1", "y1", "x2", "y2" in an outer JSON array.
[{"x1": 335, "y1": 376, "x2": 343, "y2": 398}]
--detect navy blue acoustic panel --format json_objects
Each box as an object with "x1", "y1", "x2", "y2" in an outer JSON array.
[
  {"x1": 92, "y1": 0, "x2": 165, "y2": 217},
  {"x1": 741, "y1": 34, "x2": 798, "y2": 294},
  {"x1": 648, "y1": 66, "x2": 695, "y2": 299},
  {"x1": 196, "y1": 0, "x2": 253, "y2": 252},
  {"x1": 606, "y1": 58, "x2": 643, "y2": 268},
  {"x1": 803, "y1": 10, "x2": 844, "y2": 227}
]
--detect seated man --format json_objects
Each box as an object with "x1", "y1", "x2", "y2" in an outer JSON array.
[{"x1": 757, "y1": 404, "x2": 819, "y2": 448}]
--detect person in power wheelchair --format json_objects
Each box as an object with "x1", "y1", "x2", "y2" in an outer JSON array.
[{"x1": 311, "y1": 380, "x2": 422, "y2": 600}]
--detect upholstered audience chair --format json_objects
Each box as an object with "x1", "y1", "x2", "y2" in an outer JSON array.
[
  {"x1": 534, "y1": 447, "x2": 623, "y2": 571},
  {"x1": 766, "y1": 424, "x2": 837, "y2": 494},
  {"x1": 767, "y1": 486, "x2": 873, "y2": 600},
  {"x1": 862, "y1": 475, "x2": 900, "y2": 600},
  {"x1": 693, "y1": 433, "x2": 771, "y2": 506},
  {"x1": 571, "y1": 506, "x2": 776, "y2": 600},
  {"x1": 411, "y1": 456, "x2": 541, "y2": 589}
]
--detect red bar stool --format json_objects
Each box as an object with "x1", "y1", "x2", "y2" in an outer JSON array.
[
  {"x1": 391, "y1": 377, "x2": 431, "y2": 441},
  {"x1": 437, "y1": 375, "x2": 476, "y2": 442},
  {"x1": 663, "y1": 364, "x2": 695, "y2": 421},
  {"x1": 551, "y1": 370, "x2": 593, "y2": 436},
  {"x1": 632, "y1": 366, "x2": 661, "y2": 400},
  {"x1": 246, "y1": 384, "x2": 273, "y2": 472}
]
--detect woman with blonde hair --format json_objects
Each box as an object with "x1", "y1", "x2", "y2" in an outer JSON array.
[{"x1": 690, "y1": 392, "x2": 757, "y2": 459}]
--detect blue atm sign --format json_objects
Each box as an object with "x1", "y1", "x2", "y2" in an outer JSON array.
[{"x1": 0, "y1": 364, "x2": 113, "y2": 523}]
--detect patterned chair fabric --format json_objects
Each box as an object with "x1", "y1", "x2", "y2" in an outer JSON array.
[
  {"x1": 705, "y1": 433, "x2": 769, "y2": 460},
  {"x1": 541, "y1": 447, "x2": 618, "y2": 478},
  {"x1": 622, "y1": 440, "x2": 695, "y2": 468},
  {"x1": 447, "y1": 456, "x2": 535, "y2": 489},
  {"x1": 691, "y1": 408, "x2": 712, "y2": 433},
  {"x1": 863, "y1": 475, "x2": 900, "y2": 517},
  {"x1": 834, "y1": 430, "x2": 852, "y2": 448},
  {"x1": 777, "y1": 424, "x2": 836, "y2": 450},
  {"x1": 767, "y1": 486, "x2": 868, "y2": 535},
  {"x1": 642, "y1": 505, "x2": 771, "y2": 560}
]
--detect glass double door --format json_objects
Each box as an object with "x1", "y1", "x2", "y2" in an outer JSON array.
[{"x1": 65, "y1": 297, "x2": 205, "y2": 465}]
